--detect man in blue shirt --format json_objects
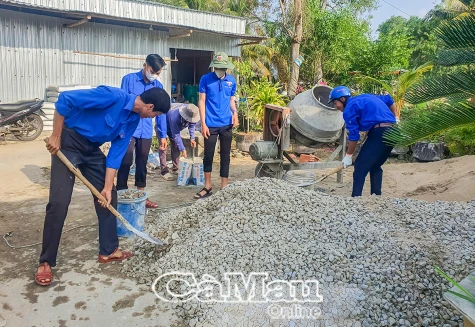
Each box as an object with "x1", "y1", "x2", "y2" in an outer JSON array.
[
  {"x1": 35, "y1": 86, "x2": 170, "y2": 286},
  {"x1": 117, "y1": 54, "x2": 168, "y2": 209},
  {"x1": 194, "y1": 52, "x2": 239, "y2": 199},
  {"x1": 157, "y1": 103, "x2": 199, "y2": 180},
  {"x1": 328, "y1": 86, "x2": 398, "y2": 197}
]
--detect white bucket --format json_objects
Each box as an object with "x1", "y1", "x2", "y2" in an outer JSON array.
[{"x1": 284, "y1": 170, "x2": 317, "y2": 191}]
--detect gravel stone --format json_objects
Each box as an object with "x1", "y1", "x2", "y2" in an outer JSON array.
[{"x1": 121, "y1": 178, "x2": 474, "y2": 327}]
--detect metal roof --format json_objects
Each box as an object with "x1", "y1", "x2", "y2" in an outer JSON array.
[{"x1": 0, "y1": 0, "x2": 265, "y2": 40}]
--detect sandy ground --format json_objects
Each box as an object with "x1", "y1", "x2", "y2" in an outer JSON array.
[{"x1": 0, "y1": 133, "x2": 474, "y2": 327}]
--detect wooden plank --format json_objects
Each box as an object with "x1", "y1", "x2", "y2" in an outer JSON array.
[
  {"x1": 337, "y1": 127, "x2": 347, "y2": 183},
  {"x1": 283, "y1": 161, "x2": 342, "y2": 171},
  {"x1": 72, "y1": 51, "x2": 178, "y2": 62},
  {"x1": 281, "y1": 108, "x2": 291, "y2": 151},
  {"x1": 64, "y1": 15, "x2": 91, "y2": 28},
  {"x1": 326, "y1": 144, "x2": 342, "y2": 163},
  {"x1": 443, "y1": 270, "x2": 475, "y2": 325}
]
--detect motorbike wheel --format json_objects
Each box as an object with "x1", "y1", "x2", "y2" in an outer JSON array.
[{"x1": 13, "y1": 114, "x2": 44, "y2": 141}]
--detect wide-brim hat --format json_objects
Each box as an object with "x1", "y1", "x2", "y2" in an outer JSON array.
[
  {"x1": 179, "y1": 103, "x2": 200, "y2": 123},
  {"x1": 209, "y1": 51, "x2": 234, "y2": 70}
]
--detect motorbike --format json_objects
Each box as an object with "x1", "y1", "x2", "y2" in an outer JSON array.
[{"x1": 0, "y1": 99, "x2": 46, "y2": 141}]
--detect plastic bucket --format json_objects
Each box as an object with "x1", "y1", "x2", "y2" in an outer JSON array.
[
  {"x1": 284, "y1": 170, "x2": 317, "y2": 191},
  {"x1": 116, "y1": 190, "x2": 147, "y2": 237}
]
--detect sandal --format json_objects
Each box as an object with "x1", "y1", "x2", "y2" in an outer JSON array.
[
  {"x1": 146, "y1": 198, "x2": 159, "y2": 209},
  {"x1": 98, "y1": 248, "x2": 133, "y2": 264},
  {"x1": 194, "y1": 187, "x2": 212, "y2": 199},
  {"x1": 35, "y1": 262, "x2": 53, "y2": 286}
]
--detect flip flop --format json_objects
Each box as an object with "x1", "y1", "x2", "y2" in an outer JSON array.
[
  {"x1": 194, "y1": 187, "x2": 212, "y2": 199},
  {"x1": 35, "y1": 262, "x2": 53, "y2": 286},
  {"x1": 98, "y1": 248, "x2": 133, "y2": 264},
  {"x1": 146, "y1": 198, "x2": 159, "y2": 209}
]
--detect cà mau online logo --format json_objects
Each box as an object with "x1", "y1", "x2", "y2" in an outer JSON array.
[{"x1": 152, "y1": 272, "x2": 323, "y2": 303}]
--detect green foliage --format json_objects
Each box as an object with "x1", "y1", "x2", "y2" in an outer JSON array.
[
  {"x1": 234, "y1": 60, "x2": 254, "y2": 81},
  {"x1": 425, "y1": 0, "x2": 475, "y2": 22},
  {"x1": 384, "y1": 101, "x2": 475, "y2": 146},
  {"x1": 247, "y1": 78, "x2": 287, "y2": 127},
  {"x1": 434, "y1": 266, "x2": 475, "y2": 305},
  {"x1": 240, "y1": 44, "x2": 288, "y2": 81},
  {"x1": 406, "y1": 14, "x2": 475, "y2": 104},
  {"x1": 300, "y1": 7, "x2": 372, "y2": 83},
  {"x1": 378, "y1": 16, "x2": 440, "y2": 68},
  {"x1": 406, "y1": 69, "x2": 475, "y2": 104},
  {"x1": 354, "y1": 63, "x2": 434, "y2": 116},
  {"x1": 385, "y1": 13, "x2": 475, "y2": 146},
  {"x1": 438, "y1": 125, "x2": 475, "y2": 155}
]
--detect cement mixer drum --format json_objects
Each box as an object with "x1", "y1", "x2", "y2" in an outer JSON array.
[{"x1": 288, "y1": 85, "x2": 345, "y2": 146}]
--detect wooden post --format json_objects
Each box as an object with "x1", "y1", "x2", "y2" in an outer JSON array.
[
  {"x1": 337, "y1": 126, "x2": 347, "y2": 183},
  {"x1": 193, "y1": 56, "x2": 196, "y2": 85}
]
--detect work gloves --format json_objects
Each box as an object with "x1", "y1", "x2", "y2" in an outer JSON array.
[{"x1": 342, "y1": 154, "x2": 353, "y2": 168}]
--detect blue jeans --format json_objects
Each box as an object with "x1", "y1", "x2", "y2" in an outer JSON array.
[{"x1": 352, "y1": 127, "x2": 393, "y2": 197}]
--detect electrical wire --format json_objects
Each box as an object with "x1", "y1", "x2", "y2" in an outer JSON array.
[
  {"x1": 380, "y1": 0, "x2": 411, "y2": 17},
  {"x1": 3, "y1": 224, "x2": 97, "y2": 249},
  {"x1": 3, "y1": 202, "x2": 195, "y2": 249}
]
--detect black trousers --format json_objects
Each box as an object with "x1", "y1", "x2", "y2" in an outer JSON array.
[
  {"x1": 203, "y1": 125, "x2": 233, "y2": 178},
  {"x1": 352, "y1": 127, "x2": 393, "y2": 197},
  {"x1": 159, "y1": 134, "x2": 180, "y2": 175},
  {"x1": 39, "y1": 127, "x2": 118, "y2": 267},
  {"x1": 117, "y1": 137, "x2": 152, "y2": 190}
]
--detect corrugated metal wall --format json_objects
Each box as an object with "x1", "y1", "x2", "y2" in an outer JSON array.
[
  {"x1": 0, "y1": 9, "x2": 240, "y2": 102},
  {"x1": 4, "y1": 0, "x2": 247, "y2": 35},
  {"x1": 61, "y1": 23, "x2": 170, "y2": 91},
  {"x1": 0, "y1": 10, "x2": 65, "y2": 102}
]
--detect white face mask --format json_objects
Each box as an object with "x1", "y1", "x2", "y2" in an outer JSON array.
[
  {"x1": 215, "y1": 69, "x2": 226, "y2": 78},
  {"x1": 145, "y1": 70, "x2": 157, "y2": 82}
]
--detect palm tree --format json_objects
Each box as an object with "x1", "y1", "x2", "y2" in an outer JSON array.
[
  {"x1": 425, "y1": 0, "x2": 475, "y2": 21},
  {"x1": 355, "y1": 62, "x2": 434, "y2": 118},
  {"x1": 241, "y1": 44, "x2": 289, "y2": 83},
  {"x1": 384, "y1": 13, "x2": 475, "y2": 146}
]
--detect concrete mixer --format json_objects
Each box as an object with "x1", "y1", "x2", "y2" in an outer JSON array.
[{"x1": 250, "y1": 85, "x2": 347, "y2": 182}]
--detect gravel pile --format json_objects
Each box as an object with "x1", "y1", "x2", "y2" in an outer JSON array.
[{"x1": 122, "y1": 178, "x2": 475, "y2": 327}]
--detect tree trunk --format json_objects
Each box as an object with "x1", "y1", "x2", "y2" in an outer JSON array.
[
  {"x1": 288, "y1": 0, "x2": 303, "y2": 98},
  {"x1": 314, "y1": 53, "x2": 323, "y2": 84}
]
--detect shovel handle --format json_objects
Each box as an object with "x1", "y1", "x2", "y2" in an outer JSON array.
[
  {"x1": 44, "y1": 138, "x2": 121, "y2": 218},
  {"x1": 317, "y1": 165, "x2": 344, "y2": 183}
]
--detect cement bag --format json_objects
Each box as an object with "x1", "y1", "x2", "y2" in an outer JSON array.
[
  {"x1": 177, "y1": 158, "x2": 193, "y2": 186},
  {"x1": 192, "y1": 158, "x2": 204, "y2": 186},
  {"x1": 147, "y1": 152, "x2": 161, "y2": 170}
]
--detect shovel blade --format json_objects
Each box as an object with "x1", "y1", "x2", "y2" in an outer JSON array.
[{"x1": 117, "y1": 215, "x2": 164, "y2": 245}]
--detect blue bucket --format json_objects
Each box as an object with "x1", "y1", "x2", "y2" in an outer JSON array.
[{"x1": 116, "y1": 190, "x2": 147, "y2": 237}]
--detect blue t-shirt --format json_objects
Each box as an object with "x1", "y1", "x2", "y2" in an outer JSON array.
[
  {"x1": 120, "y1": 70, "x2": 167, "y2": 139},
  {"x1": 343, "y1": 94, "x2": 396, "y2": 141},
  {"x1": 199, "y1": 72, "x2": 236, "y2": 127},
  {"x1": 55, "y1": 85, "x2": 140, "y2": 169}
]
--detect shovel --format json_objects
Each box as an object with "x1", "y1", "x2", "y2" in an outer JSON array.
[
  {"x1": 315, "y1": 165, "x2": 344, "y2": 183},
  {"x1": 44, "y1": 138, "x2": 164, "y2": 245}
]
